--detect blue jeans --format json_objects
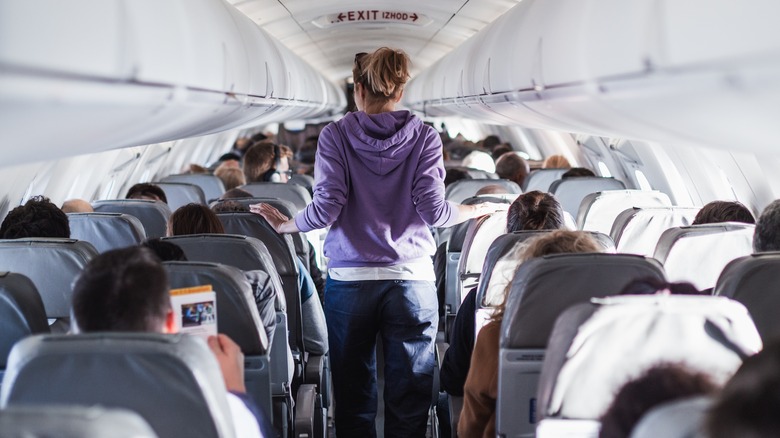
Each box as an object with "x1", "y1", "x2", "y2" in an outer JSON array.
[{"x1": 324, "y1": 278, "x2": 438, "y2": 438}]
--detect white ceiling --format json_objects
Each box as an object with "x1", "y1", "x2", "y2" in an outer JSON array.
[{"x1": 228, "y1": 0, "x2": 522, "y2": 84}]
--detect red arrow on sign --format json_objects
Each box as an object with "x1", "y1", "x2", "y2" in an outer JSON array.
[{"x1": 410, "y1": 13, "x2": 418, "y2": 21}]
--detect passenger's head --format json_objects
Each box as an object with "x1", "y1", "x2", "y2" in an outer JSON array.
[
  {"x1": 562, "y1": 167, "x2": 596, "y2": 178},
  {"x1": 600, "y1": 363, "x2": 718, "y2": 438},
  {"x1": 214, "y1": 163, "x2": 246, "y2": 191},
  {"x1": 506, "y1": 191, "x2": 564, "y2": 233},
  {"x1": 444, "y1": 168, "x2": 471, "y2": 187},
  {"x1": 753, "y1": 200, "x2": 780, "y2": 252},
  {"x1": 475, "y1": 185, "x2": 510, "y2": 196},
  {"x1": 220, "y1": 188, "x2": 253, "y2": 199},
  {"x1": 619, "y1": 277, "x2": 703, "y2": 296},
  {"x1": 0, "y1": 195, "x2": 70, "y2": 239},
  {"x1": 168, "y1": 203, "x2": 224, "y2": 236},
  {"x1": 72, "y1": 246, "x2": 172, "y2": 333},
  {"x1": 692, "y1": 201, "x2": 755, "y2": 226},
  {"x1": 542, "y1": 154, "x2": 571, "y2": 169},
  {"x1": 212, "y1": 200, "x2": 249, "y2": 213},
  {"x1": 242, "y1": 141, "x2": 293, "y2": 183},
  {"x1": 461, "y1": 150, "x2": 496, "y2": 174},
  {"x1": 61, "y1": 199, "x2": 93, "y2": 214},
  {"x1": 495, "y1": 152, "x2": 530, "y2": 187},
  {"x1": 706, "y1": 341, "x2": 780, "y2": 438},
  {"x1": 491, "y1": 144, "x2": 513, "y2": 161},
  {"x1": 126, "y1": 183, "x2": 167, "y2": 204},
  {"x1": 352, "y1": 47, "x2": 410, "y2": 110},
  {"x1": 142, "y1": 238, "x2": 188, "y2": 262},
  {"x1": 482, "y1": 135, "x2": 501, "y2": 152}
]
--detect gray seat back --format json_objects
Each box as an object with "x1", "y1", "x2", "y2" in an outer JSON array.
[
  {"x1": 0, "y1": 405, "x2": 158, "y2": 438},
  {"x1": 240, "y1": 183, "x2": 312, "y2": 213},
  {"x1": 154, "y1": 182, "x2": 206, "y2": 211},
  {"x1": 550, "y1": 177, "x2": 626, "y2": 220},
  {"x1": 714, "y1": 252, "x2": 780, "y2": 341},
  {"x1": 611, "y1": 207, "x2": 700, "y2": 256},
  {"x1": 0, "y1": 333, "x2": 236, "y2": 438},
  {"x1": 288, "y1": 174, "x2": 314, "y2": 194},
  {"x1": 444, "y1": 179, "x2": 521, "y2": 204},
  {"x1": 92, "y1": 200, "x2": 171, "y2": 238},
  {"x1": 68, "y1": 212, "x2": 146, "y2": 253},
  {"x1": 216, "y1": 213, "x2": 298, "y2": 276},
  {"x1": 654, "y1": 223, "x2": 755, "y2": 291},
  {"x1": 577, "y1": 190, "x2": 672, "y2": 234},
  {"x1": 0, "y1": 272, "x2": 49, "y2": 369},
  {"x1": 523, "y1": 169, "x2": 567, "y2": 192},
  {"x1": 630, "y1": 396, "x2": 712, "y2": 438},
  {"x1": 0, "y1": 239, "x2": 98, "y2": 319},
  {"x1": 537, "y1": 295, "x2": 760, "y2": 421},
  {"x1": 161, "y1": 174, "x2": 225, "y2": 202}
]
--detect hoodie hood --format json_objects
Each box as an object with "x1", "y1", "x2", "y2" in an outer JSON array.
[{"x1": 343, "y1": 110, "x2": 421, "y2": 175}]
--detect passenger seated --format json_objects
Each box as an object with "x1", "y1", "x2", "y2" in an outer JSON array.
[
  {"x1": 619, "y1": 277, "x2": 703, "y2": 296},
  {"x1": 70, "y1": 246, "x2": 272, "y2": 437},
  {"x1": 562, "y1": 167, "x2": 596, "y2": 178},
  {"x1": 168, "y1": 204, "x2": 327, "y2": 354},
  {"x1": 753, "y1": 199, "x2": 780, "y2": 252},
  {"x1": 542, "y1": 154, "x2": 571, "y2": 169},
  {"x1": 440, "y1": 191, "x2": 565, "y2": 398},
  {"x1": 706, "y1": 340, "x2": 780, "y2": 437},
  {"x1": 126, "y1": 183, "x2": 168, "y2": 204},
  {"x1": 461, "y1": 150, "x2": 496, "y2": 174},
  {"x1": 61, "y1": 199, "x2": 93, "y2": 214},
  {"x1": 599, "y1": 363, "x2": 718, "y2": 438},
  {"x1": 495, "y1": 152, "x2": 530, "y2": 188},
  {"x1": 458, "y1": 230, "x2": 601, "y2": 438},
  {"x1": 0, "y1": 195, "x2": 70, "y2": 239},
  {"x1": 444, "y1": 167, "x2": 471, "y2": 187},
  {"x1": 215, "y1": 162, "x2": 246, "y2": 191},
  {"x1": 243, "y1": 141, "x2": 294, "y2": 183},
  {"x1": 220, "y1": 188, "x2": 254, "y2": 199},
  {"x1": 692, "y1": 200, "x2": 755, "y2": 225}
]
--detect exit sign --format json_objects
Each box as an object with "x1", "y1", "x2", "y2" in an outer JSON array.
[{"x1": 313, "y1": 10, "x2": 432, "y2": 28}]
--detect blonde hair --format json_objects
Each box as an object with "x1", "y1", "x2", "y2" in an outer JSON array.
[
  {"x1": 491, "y1": 230, "x2": 601, "y2": 322},
  {"x1": 542, "y1": 154, "x2": 571, "y2": 169},
  {"x1": 356, "y1": 47, "x2": 410, "y2": 100},
  {"x1": 215, "y1": 165, "x2": 246, "y2": 191}
]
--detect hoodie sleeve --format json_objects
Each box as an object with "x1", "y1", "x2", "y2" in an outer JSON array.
[
  {"x1": 411, "y1": 127, "x2": 458, "y2": 227},
  {"x1": 294, "y1": 123, "x2": 348, "y2": 232}
]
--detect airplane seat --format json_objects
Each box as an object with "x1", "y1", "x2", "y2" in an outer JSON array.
[
  {"x1": 464, "y1": 169, "x2": 499, "y2": 180},
  {"x1": 535, "y1": 295, "x2": 760, "y2": 426},
  {"x1": 153, "y1": 182, "x2": 207, "y2": 211},
  {"x1": 0, "y1": 405, "x2": 158, "y2": 438},
  {"x1": 496, "y1": 253, "x2": 665, "y2": 437},
  {"x1": 444, "y1": 179, "x2": 521, "y2": 204},
  {"x1": 0, "y1": 272, "x2": 49, "y2": 383},
  {"x1": 163, "y1": 261, "x2": 272, "y2": 420},
  {"x1": 576, "y1": 190, "x2": 672, "y2": 235},
  {"x1": 653, "y1": 223, "x2": 755, "y2": 291},
  {"x1": 611, "y1": 207, "x2": 700, "y2": 256},
  {"x1": 67, "y1": 212, "x2": 146, "y2": 253},
  {"x1": 549, "y1": 177, "x2": 626, "y2": 220},
  {"x1": 239, "y1": 183, "x2": 312, "y2": 213},
  {"x1": 522, "y1": 168, "x2": 567, "y2": 193},
  {"x1": 92, "y1": 199, "x2": 172, "y2": 239},
  {"x1": 714, "y1": 252, "x2": 780, "y2": 341},
  {"x1": 629, "y1": 396, "x2": 712, "y2": 438},
  {"x1": 0, "y1": 238, "x2": 98, "y2": 332},
  {"x1": 0, "y1": 333, "x2": 237, "y2": 438},
  {"x1": 161, "y1": 173, "x2": 226, "y2": 203},
  {"x1": 456, "y1": 211, "x2": 507, "y2": 316},
  {"x1": 288, "y1": 173, "x2": 315, "y2": 195},
  {"x1": 216, "y1": 212, "x2": 300, "y2": 276}
]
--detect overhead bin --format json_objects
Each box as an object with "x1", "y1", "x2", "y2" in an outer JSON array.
[
  {"x1": 0, "y1": 0, "x2": 345, "y2": 167},
  {"x1": 404, "y1": 0, "x2": 780, "y2": 152}
]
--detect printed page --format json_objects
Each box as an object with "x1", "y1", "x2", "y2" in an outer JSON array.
[{"x1": 170, "y1": 284, "x2": 217, "y2": 341}]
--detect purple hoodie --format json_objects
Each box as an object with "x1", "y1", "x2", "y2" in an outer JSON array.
[{"x1": 294, "y1": 110, "x2": 457, "y2": 268}]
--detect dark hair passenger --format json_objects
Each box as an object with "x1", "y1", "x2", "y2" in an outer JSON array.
[{"x1": 0, "y1": 195, "x2": 70, "y2": 239}]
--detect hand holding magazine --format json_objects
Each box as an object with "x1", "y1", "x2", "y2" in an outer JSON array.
[{"x1": 170, "y1": 284, "x2": 217, "y2": 340}]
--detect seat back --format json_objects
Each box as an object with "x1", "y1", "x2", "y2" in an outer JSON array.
[
  {"x1": 629, "y1": 396, "x2": 712, "y2": 438},
  {"x1": 444, "y1": 179, "x2": 521, "y2": 204},
  {"x1": 68, "y1": 212, "x2": 146, "y2": 253},
  {"x1": 154, "y1": 182, "x2": 206, "y2": 211},
  {"x1": 577, "y1": 190, "x2": 672, "y2": 234},
  {"x1": 654, "y1": 223, "x2": 755, "y2": 291},
  {"x1": 164, "y1": 261, "x2": 272, "y2": 418},
  {"x1": 0, "y1": 405, "x2": 158, "y2": 438},
  {"x1": 0, "y1": 272, "x2": 49, "y2": 371},
  {"x1": 1, "y1": 333, "x2": 236, "y2": 438},
  {"x1": 92, "y1": 200, "x2": 172, "y2": 238},
  {"x1": 611, "y1": 207, "x2": 700, "y2": 256},
  {"x1": 550, "y1": 177, "x2": 626, "y2": 220},
  {"x1": 0, "y1": 239, "x2": 97, "y2": 320},
  {"x1": 522, "y1": 169, "x2": 567, "y2": 192},
  {"x1": 161, "y1": 174, "x2": 225, "y2": 202},
  {"x1": 714, "y1": 253, "x2": 780, "y2": 341},
  {"x1": 457, "y1": 212, "x2": 507, "y2": 310},
  {"x1": 216, "y1": 213, "x2": 298, "y2": 276},
  {"x1": 496, "y1": 253, "x2": 665, "y2": 436},
  {"x1": 161, "y1": 234, "x2": 303, "y2": 354},
  {"x1": 240, "y1": 183, "x2": 312, "y2": 213},
  {"x1": 288, "y1": 174, "x2": 315, "y2": 194},
  {"x1": 537, "y1": 295, "x2": 760, "y2": 421}
]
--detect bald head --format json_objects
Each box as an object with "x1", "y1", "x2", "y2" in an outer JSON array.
[{"x1": 61, "y1": 199, "x2": 94, "y2": 214}]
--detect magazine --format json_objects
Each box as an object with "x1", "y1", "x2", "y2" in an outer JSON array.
[{"x1": 170, "y1": 284, "x2": 217, "y2": 340}]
